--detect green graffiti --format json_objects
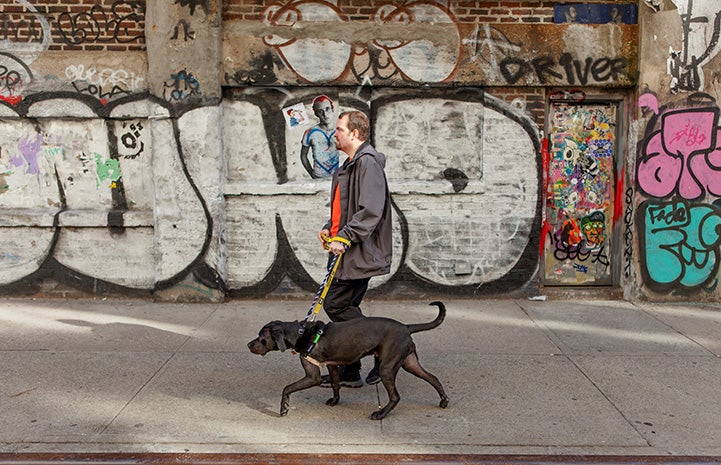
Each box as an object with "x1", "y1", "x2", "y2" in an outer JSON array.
[{"x1": 94, "y1": 153, "x2": 121, "y2": 187}]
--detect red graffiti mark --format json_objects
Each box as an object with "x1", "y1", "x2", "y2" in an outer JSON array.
[
  {"x1": 614, "y1": 167, "x2": 624, "y2": 225},
  {"x1": 540, "y1": 137, "x2": 551, "y2": 257},
  {"x1": 0, "y1": 95, "x2": 22, "y2": 106},
  {"x1": 540, "y1": 220, "x2": 551, "y2": 257}
]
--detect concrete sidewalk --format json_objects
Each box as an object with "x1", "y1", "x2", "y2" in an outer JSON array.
[{"x1": 1, "y1": 297, "x2": 721, "y2": 456}]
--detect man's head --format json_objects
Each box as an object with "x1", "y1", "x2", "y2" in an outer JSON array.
[
  {"x1": 312, "y1": 95, "x2": 335, "y2": 127},
  {"x1": 335, "y1": 110, "x2": 370, "y2": 156}
]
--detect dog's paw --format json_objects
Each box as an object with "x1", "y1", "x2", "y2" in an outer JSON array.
[
  {"x1": 370, "y1": 410, "x2": 386, "y2": 420},
  {"x1": 440, "y1": 397, "x2": 449, "y2": 409},
  {"x1": 325, "y1": 397, "x2": 339, "y2": 406},
  {"x1": 280, "y1": 401, "x2": 290, "y2": 417}
]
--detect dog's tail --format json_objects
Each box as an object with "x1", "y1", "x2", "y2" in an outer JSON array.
[{"x1": 407, "y1": 301, "x2": 446, "y2": 334}]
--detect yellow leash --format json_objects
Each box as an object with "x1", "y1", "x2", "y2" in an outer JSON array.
[{"x1": 299, "y1": 236, "x2": 350, "y2": 334}]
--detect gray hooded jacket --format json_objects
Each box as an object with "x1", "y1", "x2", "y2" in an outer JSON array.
[{"x1": 324, "y1": 141, "x2": 392, "y2": 280}]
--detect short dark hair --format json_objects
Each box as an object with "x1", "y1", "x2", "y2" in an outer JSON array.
[{"x1": 339, "y1": 110, "x2": 370, "y2": 141}]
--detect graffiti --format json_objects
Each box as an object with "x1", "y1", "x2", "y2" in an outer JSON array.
[
  {"x1": 551, "y1": 136, "x2": 612, "y2": 214},
  {"x1": 118, "y1": 122, "x2": 144, "y2": 159},
  {"x1": 171, "y1": 19, "x2": 196, "y2": 41},
  {"x1": 15, "y1": 134, "x2": 42, "y2": 176},
  {"x1": 94, "y1": 153, "x2": 121, "y2": 189},
  {"x1": 57, "y1": 1, "x2": 145, "y2": 45},
  {"x1": 637, "y1": 105, "x2": 721, "y2": 200},
  {"x1": 65, "y1": 64, "x2": 142, "y2": 103},
  {"x1": 0, "y1": 15, "x2": 45, "y2": 46},
  {"x1": 350, "y1": 44, "x2": 402, "y2": 83},
  {"x1": 0, "y1": 0, "x2": 51, "y2": 53},
  {"x1": 462, "y1": 24, "x2": 625, "y2": 89},
  {"x1": 500, "y1": 53, "x2": 629, "y2": 86},
  {"x1": 262, "y1": 1, "x2": 351, "y2": 83},
  {"x1": 262, "y1": 0, "x2": 460, "y2": 84},
  {"x1": 644, "y1": 0, "x2": 664, "y2": 13},
  {"x1": 552, "y1": 212, "x2": 607, "y2": 252},
  {"x1": 581, "y1": 211, "x2": 606, "y2": 250},
  {"x1": 65, "y1": 65, "x2": 144, "y2": 93},
  {"x1": 0, "y1": 53, "x2": 33, "y2": 105},
  {"x1": 639, "y1": 198, "x2": 721, "y2": 291},
  {"x1": 667, "y1": 1, "x2": 721, "y2": 92},
  {"x1": 463, "y1": 24, "x2": 520, "y2": 83},
  {"x1": 175, "y1": 0, "x2": 208, "y2": 16},
  {"x1": 574, "y1": 263, "x2": 588, "y2": 273},
  {"x1": 545, "y1": 102, "x2": 616, "y2": 284},
  {"x1": 371, "y1": 3, "x2": 459, "y2": 83},
  {"x1": 548, "y1": 228, "x2": 610, "y2": 269},
  {"x1": 0, "y1": 92, "x2": 213, "y2": 295},
  {"x1": 0, "y1": 65, "x2": 22, "y2": 105},
  {"x1": 163, "y1": 69, "x2": 201, "y2": 102},
  {"x1": 624, "y1": 187, "x2": 635, "y2": 279}
]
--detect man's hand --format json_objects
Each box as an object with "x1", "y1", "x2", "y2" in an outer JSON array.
[
  {"x1": 318, "y1": 229, "x2": 330, "y2": 249},
  {"x1": 327, "y1": 241, "x2": 346, "y2": 256}
]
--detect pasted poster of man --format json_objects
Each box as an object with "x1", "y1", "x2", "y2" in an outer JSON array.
[{"x1": 299, "y1": 95, "x2": 339, "y2": 178}]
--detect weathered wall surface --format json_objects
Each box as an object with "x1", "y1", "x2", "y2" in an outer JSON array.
[
  {"x1": 632, "y1": 0, "x2": 721, "y2": 301},
  {"x1": 0, "y1": 0, "x2": 642, "y2": 301}
]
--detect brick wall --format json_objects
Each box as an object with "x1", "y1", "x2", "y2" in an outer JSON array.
[
  {"x1": 0, "y1": 0, "x2": 145, "y2": 51},
  {"x1": 223, "y1": 0, "x2": 632, "y2": 23}
]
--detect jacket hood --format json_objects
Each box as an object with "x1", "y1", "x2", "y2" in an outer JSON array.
[{"x1": 354, "y1": 141, "x2": 386, "y2": 168}]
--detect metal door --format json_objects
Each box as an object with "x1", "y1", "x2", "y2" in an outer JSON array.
[{"x1": 543, "y1": 102, "x2": 617, "y2": 285}]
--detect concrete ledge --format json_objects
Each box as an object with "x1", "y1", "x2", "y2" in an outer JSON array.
[
  {"x1": 0, "y1": 209, "x2": 154, "y2": 227},
  {"x1": 224, "y1": 180, "x2": 484, "y2": 196}
]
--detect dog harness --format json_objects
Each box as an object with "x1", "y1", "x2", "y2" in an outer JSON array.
[
  {"x1": 295, "y1": 323, "x2": 327, "y2": 368},
  {"x1": 303, "y1": 327, "x2": 324, "y2": 354}
]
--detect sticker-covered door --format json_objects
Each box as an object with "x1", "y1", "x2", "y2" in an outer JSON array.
[{"x1": 544, "y1": 102, "x2": 616, "y2": 285}]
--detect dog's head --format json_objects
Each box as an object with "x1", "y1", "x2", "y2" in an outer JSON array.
[{"x1": 247, "y1": 321, "x2": 294, "y2": 356}]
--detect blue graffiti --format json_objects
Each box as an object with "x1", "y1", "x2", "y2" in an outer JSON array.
[{"x1": 639, "y1": 199, "x2": 721, "y2": 290}]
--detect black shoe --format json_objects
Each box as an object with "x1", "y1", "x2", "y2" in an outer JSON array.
[
  {"x1": 365, "y1": 366, "x2": 381, "y2": 385},
  {"x1": 320, "y1": 372, "x2": 363, "y2": 388}
]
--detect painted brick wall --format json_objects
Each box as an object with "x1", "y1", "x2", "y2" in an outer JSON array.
[
  {"x1": 223, "y1": 0, "x2": 626, "y2": 23},
  {"x1": 0, "y1": 0, "x2": 145, "y2": 51},
  {"x1": 0, "y1": 0, "x2": 642, "y2": 301}
]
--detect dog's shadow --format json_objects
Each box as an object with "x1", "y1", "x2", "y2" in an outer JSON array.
[{"x1": 244, "y1": 399, "x2": 283, "y2": 418}]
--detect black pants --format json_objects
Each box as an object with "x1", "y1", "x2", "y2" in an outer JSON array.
[
  {"x1": 323, "y1": 277, "x2": 370, "y2": 322},
  {"x1": 323, "y1": 276, "x2": 370, "y2": 377}
]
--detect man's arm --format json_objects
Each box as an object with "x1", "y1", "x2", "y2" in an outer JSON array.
[{"x1": 337, "y1": 157, "x2": 387, "y2": 244}]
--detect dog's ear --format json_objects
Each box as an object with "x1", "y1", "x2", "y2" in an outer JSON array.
[{"x1": 271, "y1": 327, "x2": 287, "y2": 352}]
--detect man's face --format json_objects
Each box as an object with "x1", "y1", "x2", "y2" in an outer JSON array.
[
  {"x1": 314, "y1": 100, "x2": 334, "y2": 126},
  {"x1": 335, "y1": 115, "x2": 354, "y2": 153}
]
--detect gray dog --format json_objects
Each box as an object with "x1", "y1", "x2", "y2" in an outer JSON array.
[{"x1": 247, "y1": 301, "x2": 449, "y2": 420}]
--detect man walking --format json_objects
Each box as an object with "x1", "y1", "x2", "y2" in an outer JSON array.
[{"x1": 318, "y1": 110, "x2": 392, "y2": 387}]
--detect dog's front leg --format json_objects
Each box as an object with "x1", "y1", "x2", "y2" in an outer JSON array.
[
  {"x1": 325, "y1": 365, "x2": 341, "y2": 406},
  {"x1": 280, "y1": 358, "x2": 321, "y2": 416}
]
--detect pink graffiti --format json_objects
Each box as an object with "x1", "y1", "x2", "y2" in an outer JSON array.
[
  {"x1": 637, "y1": 107, "x2": 721, "y2": 200},
  {"x1": 638, "y1": 93, "x2": 658, "y2": 115}
]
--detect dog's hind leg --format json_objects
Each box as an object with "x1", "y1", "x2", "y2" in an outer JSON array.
[
  {"x1": 280, "y1": 359, "x2": 322, "y2": 416},
  {"x1": 370, "y1": 359, "x2": 404, "y2": 420},
  {"x1": 370, "y1": 375, "x2": 401, "y2": 420},
  {"x1": 401, "y1": 350, "x2": 449, "y2": 409}
]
